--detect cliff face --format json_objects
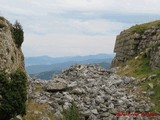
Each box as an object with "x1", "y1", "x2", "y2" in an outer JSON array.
[
  {"x1": 0, "y1": 17, "x2": 27, "y2": 120},
  {"x1": 112, "y1": 20, "x2": 160, "y2": 69},
  {"x1": 0, "y1": 17, "x2": 24, "y2": 73}
]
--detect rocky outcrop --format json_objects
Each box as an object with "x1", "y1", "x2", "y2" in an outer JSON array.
[
  {"x1": 0, "y1": 17, "x2": 26, "y2": 120},
  {"x1": 112, "y1": 20, "x2": 160, "y2": 69},
  {"x1": 0, "y1": 16, "x2": 24, "y2": 73},
  {"x1": 29, "y1": 64, "x2": 153, "y2": 120}
]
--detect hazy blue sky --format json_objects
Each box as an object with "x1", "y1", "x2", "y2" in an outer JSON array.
[{"x1": 0, "y1": 0, "x2": 160, "y2": 57}]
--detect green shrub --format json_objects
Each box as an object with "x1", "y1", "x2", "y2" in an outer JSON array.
[
  {"x1": 12, "y1": 20, "x2": 24, "y2": 48},
  {"x1": 62, "y1": 102, "x2": 80, "y2": 120},
  {"x1": 0, "y1": 69, "x2": 27, "y2": 120},
  {"x1": 130, "y1": 25, "x2": 147, "y2": 34}
]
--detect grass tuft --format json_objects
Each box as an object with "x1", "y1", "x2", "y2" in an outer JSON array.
[
  {"x1": 62, "y1": 102, "x2": 81, "y2": 120},
  {"x1": 24, "y1": 100, "x2": 57, "y2": 120},
  {"x1": 128, "y1": 20, "x2": 160, "y2": 34}
]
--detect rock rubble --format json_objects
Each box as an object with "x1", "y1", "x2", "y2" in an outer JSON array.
[{"x1": 29, "y1": 64, "x2": 153, "y2": 120}]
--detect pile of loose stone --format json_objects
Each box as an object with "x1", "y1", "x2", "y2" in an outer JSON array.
[{"x1": 28, "y1": 64, "x2": 154, "y2": 120}]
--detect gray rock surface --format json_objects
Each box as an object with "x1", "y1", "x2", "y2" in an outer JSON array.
[
  {"x1": 45, "y1": 79, "x2": 68, "y2": 92},
  {"x1": 0, "y1": 16, "x2": 24, "y2": 73},
  {"x1": 112, "y1": 21, "x2": 160, "y2": 69},
  {"x1": 29, "y1": 64, "x2": 153, "y2": 120}
]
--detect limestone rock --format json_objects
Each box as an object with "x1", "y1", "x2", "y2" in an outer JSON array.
[
  {"x1": 0, "y1": 16, "x2": 24, "y2": 73},
  {"x1": 148, "y1": 83, "x2": 154, "y2": 89},
  {"x1": 91, "y1": 109, "x2": 98, "y2": 115},
  {"x1": 45, "y1": 81, "x2": 68, "y2": 92},
  {"x1": 111, "y1": 20, "x2": 160, "y2": 70},
  {"x1": 28, "y1": 64, "x2": 152, "y2": 119},
  {"x1": 0, "y1": 16, "x2": 26, "y2": 120}
]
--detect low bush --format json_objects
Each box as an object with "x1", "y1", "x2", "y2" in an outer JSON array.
[{"x1": 0, "y1": 69, "x2": 27, "y2": 120}]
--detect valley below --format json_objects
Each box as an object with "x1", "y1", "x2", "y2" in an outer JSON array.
[{"x1": 26, "y1": 54, "x2": 114, "y2": 80}]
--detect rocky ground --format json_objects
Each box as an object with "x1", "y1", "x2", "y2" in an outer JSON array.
[{"x1": 28, "y1": 64, "x2": 157, "y2": 120}]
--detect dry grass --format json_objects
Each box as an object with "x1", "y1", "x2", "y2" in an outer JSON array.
[
  {"x1": 127, "y1": 20, "x2": 160, "y2": 34},
  {"x1": 24, "y1": 100, "x2": 57, "y2": 120},
  {"x1": 34, "y1": 84, "x2": 43, "y2": 92},
  {"x1": 118, "y1": 55, "x2": 150, "y2": 78},
  {"x1": 118, "y1": 55, "x2": 160, "y2": 112}
]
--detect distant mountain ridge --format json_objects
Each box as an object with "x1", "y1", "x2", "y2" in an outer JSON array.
[
  {"x1": 26, "y1": 54, "x2": 114, "y2": 80},
  {"x1": 25, "y1": 54, "x2": 114, "y2": 66}
]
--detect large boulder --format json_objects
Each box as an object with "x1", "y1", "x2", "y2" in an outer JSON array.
[{"x1": 45, "y1": 78, "x2": 68, "y2": 92}]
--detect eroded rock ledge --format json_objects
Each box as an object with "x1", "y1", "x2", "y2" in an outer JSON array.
[{"x1": 112, "y1": 20, "x2": 160, "y2": 69}]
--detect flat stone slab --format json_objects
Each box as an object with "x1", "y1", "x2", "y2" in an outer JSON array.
[{"x1": 46, "y1": 82, "x2": 68, "y2": 92}]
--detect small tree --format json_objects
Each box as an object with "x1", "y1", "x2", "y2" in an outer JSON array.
[{"x1": 12, "y1": 20, "x2": 24, "y2": 48}]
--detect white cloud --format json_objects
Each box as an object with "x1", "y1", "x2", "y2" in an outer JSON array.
[
  {"x1": 69, "y1": 19, "x2": 128, "y2": 34},
  {"x1": 23, "y1": 33, "x2": 115, "y2": 57},
  {"x1": 23, "y1": 0, "x2": 160, "y2": 15},
  {"x1": 1, "y1": 0, "x2": 160, "y2": 16},
  {"x1": 1, "y1": 0, "x2": 160, "y2": 57}
]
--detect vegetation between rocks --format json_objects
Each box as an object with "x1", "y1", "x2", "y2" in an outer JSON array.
[
  {"x1": 24, "y1": 100, "x2": 57, "y2": 120},
  {"x1": 0, "y1": 69, "x2": 27, "y2": 120},
  {"x1": 118, "y1": 54, "x2": 160, "y2": 112},
  {"x1": 129, "y1": 20, "x2": 160, "y2": 34},
  {"x1": 62, "y1": 102, "x2": 81, "y2": 120}
]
